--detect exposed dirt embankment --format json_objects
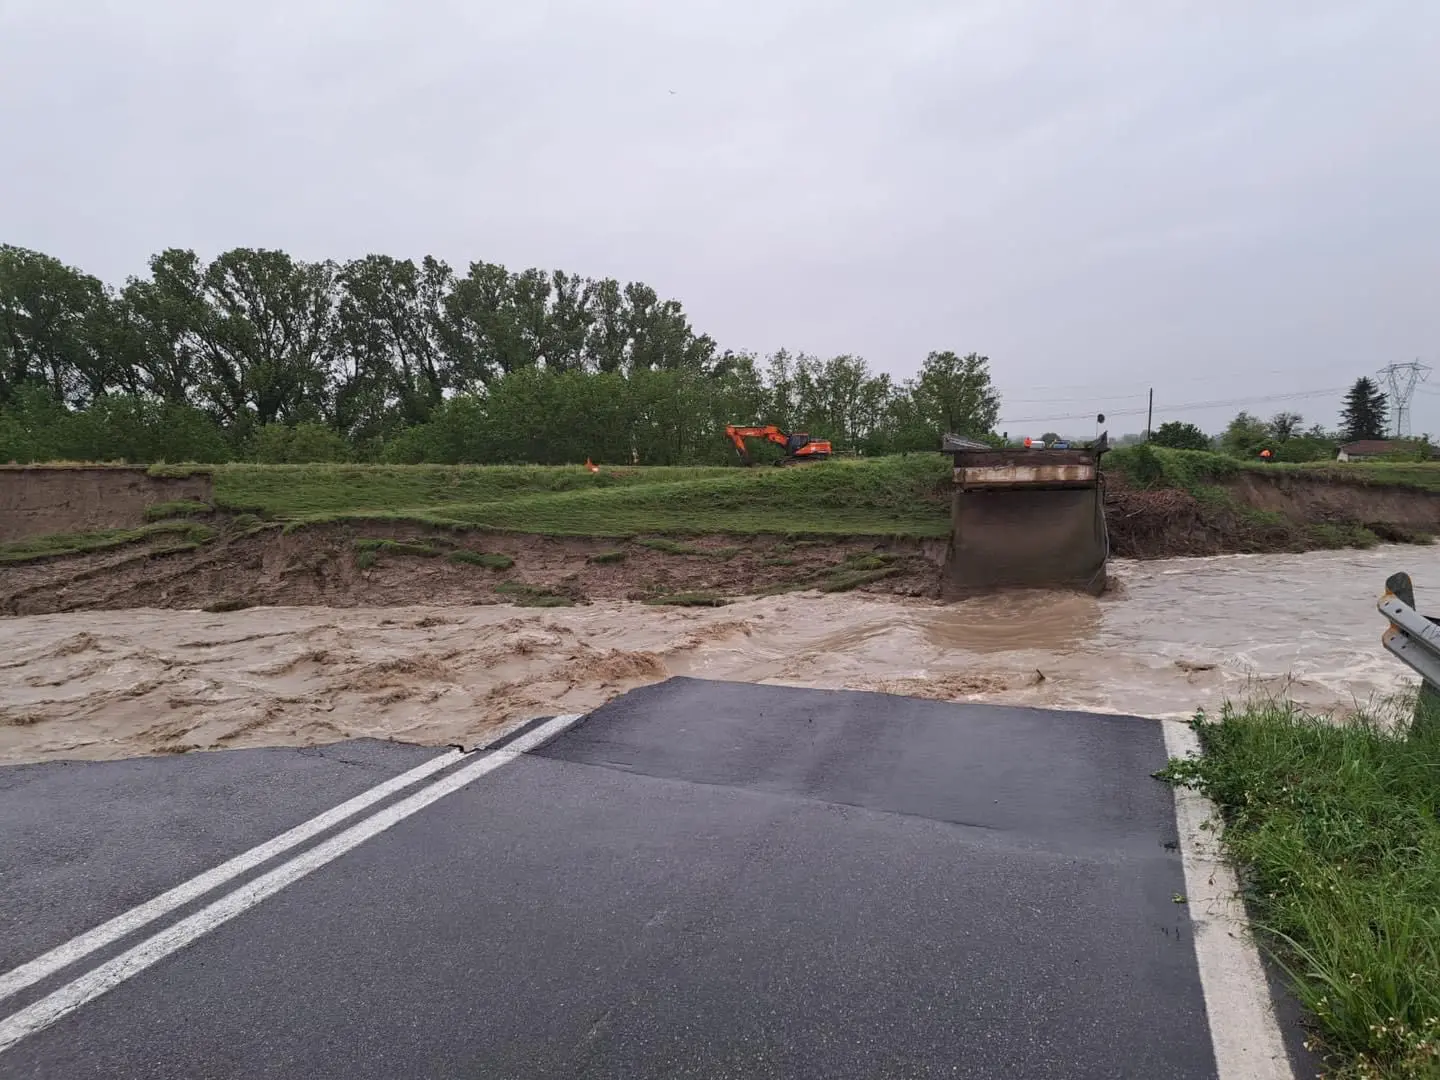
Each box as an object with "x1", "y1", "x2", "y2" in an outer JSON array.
[
  {"x1": 0, "y1": 523, "x2": 946, "y2": 617},
  {"x1": 1106, "y1": 471, "x2": 1440, "y2": 558},
  {"x1": 0, "y1": 466, "x2": 213, "y2": 541}
]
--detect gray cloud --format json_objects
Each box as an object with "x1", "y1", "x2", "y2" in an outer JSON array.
[{"x1": 2, "y1": 0, "x2": 1437, "y2": 435}]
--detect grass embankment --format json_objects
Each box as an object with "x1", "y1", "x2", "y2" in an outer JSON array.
[
  {"x1": 0, "y1": 520, "x2": 215, "y2": 564},
  {"x1": 1108, "y1": 444, "x2": 1440, "y2": 495},
  {"x1": 152, "y1": 456, "x2": 955, "y2": 538},
  {"x1": 1106, "y1": 446, "x2": 1439, "y2": 550},
  {"x1": 1161, "y1": 704, "x2": 1440, "y2": 1078}
]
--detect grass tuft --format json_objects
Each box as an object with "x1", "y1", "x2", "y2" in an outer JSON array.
[
  {"x1": 588, "y1": 549, "x2": 628, "y2": 564},
  {"x1": 818, "y1": 566, "x2": 902, "y2": 592},
  {"x1": 644, "y1": 592, "x2": 727, "y2": 607},
  {"x1": 493, "y1": 580, "x2": 574, "y2": 607},
  {"x1": 143, "y1": 500, "x2": 212, "y2": 521},
  {"x1": 633, "y1": 537, "x2": 740, "y2": 558},
  {"x1": 1306, "y1": 523, "x2": 1380, "y2": 550},
  {"x1": 202, "y1": 598, "x2": 252, "y2": 613},
  {"x1": 1158, "y1": 701, "x2": 1440, "y2": 1078},
  {"x1": 447, "y1": 550, "x2": 514, "y2": 569},
  {"x1": 352, "y1": 538, "x2": 443, "y2": 557},
  {"x1": 0, "y1": 520, "x2": 215, "y2": 564}
]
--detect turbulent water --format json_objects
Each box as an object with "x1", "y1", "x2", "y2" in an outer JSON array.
[{"x1": 2, "y1": 545, "x2": 1433, "y2": 764}]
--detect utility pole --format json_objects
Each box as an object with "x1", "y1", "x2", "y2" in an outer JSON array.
[
  {"x1": 1378, "y1": 361, "x2": 1432, "y2": 438},
  {"x1": 1145, "y1": 388, "x2": 1153, "y2": 441}
]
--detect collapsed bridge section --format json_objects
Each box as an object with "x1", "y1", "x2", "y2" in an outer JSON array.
[{"x1": 941, "y1": 434, "x2": 1110, "y2": 598}]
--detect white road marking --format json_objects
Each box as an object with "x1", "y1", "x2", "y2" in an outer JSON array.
[
  {"x1": 0, "y1": 747, "x2": 466, "y2": 1005},
  {"x1": 0, "y1": 713, "x2": 583, "y2": 1056},
  {"x1": 1163, "y1": 720, "x2": 1294, "y2": 1080}
]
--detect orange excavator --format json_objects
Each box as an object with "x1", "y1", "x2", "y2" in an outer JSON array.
[{"x1": 725, "y1": 424, "x2": 833, "y2": 466}]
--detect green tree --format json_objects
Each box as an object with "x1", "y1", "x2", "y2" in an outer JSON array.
[
  {"x1": 0, "y1": 245, "x2": 115, "y2": 405},
  {"x1": 1220, "y1": 411, "x2": 1270, "y2": 457},
  {"x1": 1039, "y1": 431, "x2": 1061, "y2": 444},
  {"x1": 1268, "y1": 411, "x2": 1303, "y2": 442},
  {"x1": 1151, "y1": 421, "x2": 1211, "y2": 451},
  {"x1": 910, "y1": 351, "x2": 1000, "y2": 439},
  {"x1": 1339, "y1": 377, "x2": 1388, "y2": 441},
  {"x1": 334, "y1": 254, "x2": 454, "y2": 439}
]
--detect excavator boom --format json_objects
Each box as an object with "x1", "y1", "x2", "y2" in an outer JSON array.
[{"x1": 725, "y1": 425, "x2": 832, "y2": 466}]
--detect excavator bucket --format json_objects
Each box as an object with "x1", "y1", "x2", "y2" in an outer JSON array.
[{"x1": 941, "y1": 435, "x2": 1109, "y2": 597}]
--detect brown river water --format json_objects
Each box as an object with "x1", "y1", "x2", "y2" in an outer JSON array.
[{"x1": 1, "y1": 545, "x2": 1433, "y2": 764}]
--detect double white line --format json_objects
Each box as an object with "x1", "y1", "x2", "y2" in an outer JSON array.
[{"x1": 0, "y1": 713, "x2": 584, "y2": 1056}]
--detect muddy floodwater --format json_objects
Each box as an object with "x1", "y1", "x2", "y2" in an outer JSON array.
[{"x1": 2, "y1": 545, "x2": 1433, "y2": 764}]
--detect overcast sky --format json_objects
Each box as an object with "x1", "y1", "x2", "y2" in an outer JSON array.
[{"x1": 2, "y1": 0, "x2": 1438, "y2": 437}]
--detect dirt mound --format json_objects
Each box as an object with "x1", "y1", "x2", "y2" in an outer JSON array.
[{"x1": 845, "y1": 670, "x2": 1049, "y2": 700}]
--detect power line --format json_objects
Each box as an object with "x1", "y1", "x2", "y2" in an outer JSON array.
[
  {"x1": 997, "y1": 386, "x2": 1346, "y2": 427},
  {"x1": 993, "y1": 361, "x2": 1392, "y2": 402}
]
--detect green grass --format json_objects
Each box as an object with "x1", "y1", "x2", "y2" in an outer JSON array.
[
  {"x1": 153, "y1": 457, "x2": 952, "y2": 539},
  {"x1": 514, "y1": 594, "x2": 573, "y2": 607},
  {"x1": 1307, "y1": 523, "x2": 1380, "y2": 550},
  {"x1": 1159, "y1": 702, "x2": 1440, "y2": 1078},
  {"x1": 1106, "y1": 445, "x2": 1440, "y2": 497},
  {"x1": 0, "y1": 520, "x2": 215, "y2": 564},
  {"x1": 588, "y1": 549, "x2": 628, "y2": 564},
  {"x1": 493, "y1": 581, "x2": 573, "y2": 607},
  {"x1": 352, "y1": 538, "x2": 444, "y2": 557},
  {"x1": 1106, "y1": 445, "x2": 1239, "y2": 491},
  {"x1": 1296, "y1": 461, "x2": 1440, "y2": 492},
  {"x1": 143, "y1": 499, "x2": 212, "y2": 521},
  {"x1": 643, "y1": 592, "x2": 727, "y2": 607},
  {"x1": 447, "y1": 550, "x2": 514, "y2": 569},
  {"x1": 202, "y1": 598, "x2": 253, "y2": 613},
  {"x1": 818, "y1": 565, "x2": 902, "y2": 592},
  {"x1": 634, "y1": 538, "x2": 741, "y2": 558}
]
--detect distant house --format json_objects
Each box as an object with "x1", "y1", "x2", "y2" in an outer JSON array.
[{"x1": 1336, "y1": 439, "x2": 1431, "y2": 462}]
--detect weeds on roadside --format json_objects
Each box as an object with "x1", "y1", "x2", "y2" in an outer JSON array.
[{"x1": 1158, "y1": 700, "x2": 1440, "y2": 1078}]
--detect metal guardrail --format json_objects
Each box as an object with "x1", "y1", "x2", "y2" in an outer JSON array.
[{"x1": 1377, "y1": 572, "x2": 1440, "y2": 715}]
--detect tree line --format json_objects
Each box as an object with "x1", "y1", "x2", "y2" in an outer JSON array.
[
  {"x1": 0, "y1": 244, "x2": 1000, "y2": 465},
  {"x1": 1148, "y1": 377, "x2": 1427, "y2": 462}
]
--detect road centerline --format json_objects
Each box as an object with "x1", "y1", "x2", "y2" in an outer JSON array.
[
  {"x1": 0, "y1": 713, "x2": 584, "y2": 1057},
  {"x1": 0, "y1": 746, "x2": 467, "y2": 1006}
]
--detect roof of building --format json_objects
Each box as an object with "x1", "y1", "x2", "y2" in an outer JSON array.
[{"x1": 1339, "y1": 439, "x2": 1417, "y2": 455}]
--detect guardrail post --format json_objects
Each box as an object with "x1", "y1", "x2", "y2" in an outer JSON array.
[{"x1": 1377, "y1": 571, "x2": 1440, "y2": 740}]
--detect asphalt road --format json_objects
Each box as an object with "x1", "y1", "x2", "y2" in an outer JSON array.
[{"x1": 0, "y1": 677, "x2": 1272, "y2": 1078}]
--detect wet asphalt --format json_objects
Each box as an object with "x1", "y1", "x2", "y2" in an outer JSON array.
[{"x1": 0, "y1": 677, "x2": 1227, "y2": 1078}]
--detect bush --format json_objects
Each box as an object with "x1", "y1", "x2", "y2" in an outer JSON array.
[
  {"x1": 1106, "y1": 445, "x2": 1237, "y2": 490},
  {"x1": 0, "y1": 389, "x2": 230, "y2": 464},
  {"x1": 252, "y1": 423, "x2": 350, "y2": 464}
]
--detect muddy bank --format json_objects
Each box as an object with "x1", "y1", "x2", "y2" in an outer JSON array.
[
  {"x1": 1105, "y1": 471, "x2": 1440, "y2": 558},
  {"x1": 0, "y1": 524, "x2": 945, "y2": 617},
  {"x1": 0, "y1": 465, "x2": 212, "y2": 542},
  {"x1": 2, "y1": 543, "x2": 1426, "y2": 765}
]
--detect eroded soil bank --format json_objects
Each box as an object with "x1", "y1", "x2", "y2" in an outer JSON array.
[
  {"x1": 2, "y1": 544, "x2": 1429, "y2": 765},
  {"x1": 0, "y1": 525, "x2": 944, "y2": 617}
]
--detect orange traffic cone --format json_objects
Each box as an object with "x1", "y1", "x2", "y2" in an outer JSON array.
[{"x1": 585, "y1": 458, "x2": 600, "y2": 473}]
